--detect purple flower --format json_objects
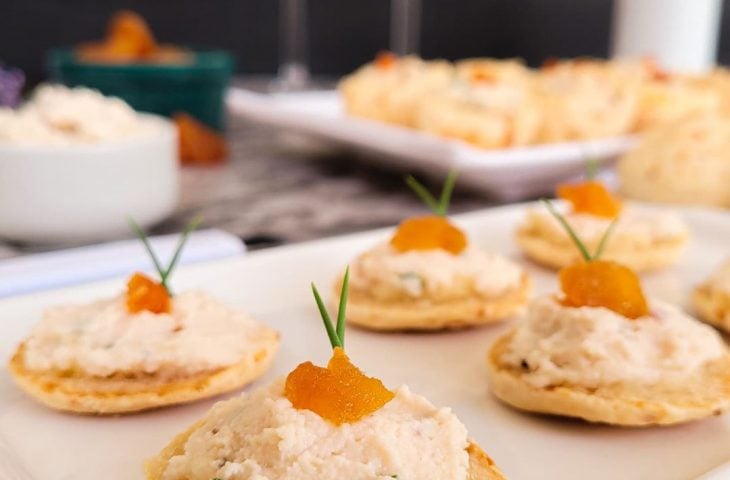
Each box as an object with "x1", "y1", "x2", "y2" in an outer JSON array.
[{"x1": 0, "y1": 64, "x2": 25, "y2": 108}]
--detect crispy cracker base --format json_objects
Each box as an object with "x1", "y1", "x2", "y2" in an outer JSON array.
[
  {"x1": 516, "y1": 228, "x2": 686, "y2": 272},
  {"x1": 338, "y1": 274, "x2": 531, "y2": 331},
  {"x1": 486, "y1": 332, "x2": 730, "y2": 426},
  {"x1": 7, "y1": 331, "x2": 279, "y2": 415}
]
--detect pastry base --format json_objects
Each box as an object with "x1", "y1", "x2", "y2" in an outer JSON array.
[
  {"x1": 340, "y1": 274, "x2": 531, "y2": 331},
  {"x1": 693, "y1": 284, "x2": 730, "y2": 333},
  {"x1": 515, "y1": 228, "x2": 686, "y2": 272},
  {"x1": 145, "y1": 422, "x2": 507, "y2": 480},
  {"x1": 486, "y1": 332, "x2": 730, "y2": 426},
  {"x1": 7, "y1": 331, "x2": 279, "y2": 415}
]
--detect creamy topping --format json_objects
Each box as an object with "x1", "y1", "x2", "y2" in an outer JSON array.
[
  {"x1": 705, "y1": 260, "x2": 730, "y2": 293},
  {"x1": 350, "y1": 243, "x2": 523, "y2": 301},
  {"x1": 161, "y1": 379, "x2": 469, "y2": 480},
  {"x1": 23, "y1": 291, "x2": 273, "y2": 377},
  {"x1": 523, "y1": 205, "x2": 688, "y2": 247},
  {"x1": 0, "y1": 84, "x2": 153, "y2": 145},
  {"x1": 500, "y1": 297, "x2": 726, "y2": 389}
]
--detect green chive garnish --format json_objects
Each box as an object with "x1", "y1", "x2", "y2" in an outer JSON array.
[
  {"x1": 128, "y1": 216, "x2": 202, "y2": 295},
  {"x1": 311, "y1": 266, "x2": 350, "y2": 350},
  {"x1": 542, "y1": 199, "x2": 616, "y2": 262},
  {"x1": 405, "y1": 170, "x2": 458, "y2": 216},
  {"x1": 585, "y1": 157, "x2": 599, "y2": 181}
]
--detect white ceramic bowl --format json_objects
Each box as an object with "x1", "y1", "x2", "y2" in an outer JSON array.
[{"x1": 0, "y1": 114, "x2": 179, "y2": 244}]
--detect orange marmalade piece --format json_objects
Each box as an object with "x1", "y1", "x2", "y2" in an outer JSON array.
[
  {"x1": 390, "y1": 215, "x2": 467, "y2": 254},
  {"x1": 126, "y1": 272, "x2": 171, "y2": 314},
  {"x1": 375, "y1": 51, "x2": 397, "y2": 70},
  {"x1": 284, "y1": 347, "x2": 395, "y2": 425},
  {"x1": 557, "y1": 180, "x2": 622, "y2": 218},
  {"x1": 559, "y1": 260, "x2": 649, "y2": 319},
  {"x1": 174, "y1": 113, "x2": 228, "y2": 166},
  {"x1": 77, "y1": 11, "x2": 158, "y2": 63},
  {"x1": 106, "y1": 10, "x2": 157, "y2": 56}
]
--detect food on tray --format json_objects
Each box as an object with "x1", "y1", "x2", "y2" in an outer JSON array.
[
  {"x1": 534, "y1": 58, "x2": 640, "y2": 142},
  {"x1": 7, "y1": 219, "x2": 279, "y2": 414},
  {"x1": 338, "y1": 171, "x2": 530, "y2": 330},
  {"x1": 146, "y1": 273, "x2": 506, "y2": 480},
  {"x1": 340, "y1": 53, "x2": 730, "y2": 148},
  {"x1": 339, "y1": 52, "x2": 453, "y2": 127},
  {"x1": 416, "y1": 59, "x2": 542, "y2": 148},
  {"x1": 694, "y1": 259, "x2": 730, "y2": 333},
  {"x1": 76, "y1": 10, "x2": 192, "y2": 64},
  {"x1": 174, "y1": 112, "x2": 228, "y2": 165},
  {"x1": 517, "y1": 168, "x2": 689, "y2": 271},
  {"x1": 0, "y1": 84, "x2": 161, "y2": 145},
  {"x1": 618, "y1": 113, "x2": 730, "y2": 208},
  {"x1": 636, "y1": 59, "x2": 722, "y2": 131},
  {"x1": 488, "y1": 201, "x2": 730, "y2": 426}
]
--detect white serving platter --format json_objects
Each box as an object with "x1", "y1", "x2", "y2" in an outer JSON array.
[
  {"x1": 227, "y1": 89, "x2": 636, "y2": 201},
  {"x1": 0, "y1": 203, "x2": 729, "y2": 480}
]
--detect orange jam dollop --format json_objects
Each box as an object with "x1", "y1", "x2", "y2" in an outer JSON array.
[
  {"x1": 284, "y1": 347, "x2": 395, "y2": 425},
  {"x1": 174, "y1": 112, "x2": 228, "y2": 166},
  {"x1": 390, "y1": 215, "x2": 467, "y2": 254},
  {"x1": 375, "y1": 51, "x2": 397, "y2": 70},
  {"x1": 559, "y1": 260, "x2": 649, "y2": 319},
  {"x1": 557, "y1": 181, "x2": 622, "y2": 218},
  {"x1": 126, "y1": 272, "x2": 171, "y2": 314}
]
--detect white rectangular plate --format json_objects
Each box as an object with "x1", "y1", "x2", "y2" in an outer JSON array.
[
  {"x1": 0, "y1": 203, "x2": 728, "y2": 480},
  {"x1": 227, "y1": 89, "x2": 636, "y2": 201}
]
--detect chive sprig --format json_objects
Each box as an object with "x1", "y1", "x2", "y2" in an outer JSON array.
[
  {"x1": 311, "y1": 266, "x2": 349, "y2": 349},
  {"x1": 542, "y1": 199, "x2": 616, "y2": 262},
  {"x1": 128, "y1": 216, "x2": 202, "y2": 295},
  {"x1": 405, "y1": 169, "x2": 458, "y2": 216}
]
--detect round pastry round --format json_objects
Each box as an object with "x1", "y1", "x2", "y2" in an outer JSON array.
[
  {"x1": 416, "y1": 59, "x2": 542, "y2": 148},
  {"x1": 7, "y1": 291, "x2": 280, "y2": 414},
  {"x1": 339, "y1": 55, "x2": 453, "y2": 128},
  {"x1": 516, "y1": 206, "x2": 689, "y2": 272},
  {"x1": 618, "y1": 113, "x2": 730, "y2": 208},
  {"x1": 144, "y1": 381, "x2": 507, "y2": 480},
  {"x1": 337, "y1": 244, "x2": 531, "y2": 330},
  {"x1": 486, "y1": 299, "x2": 730, "y2": 426},
  {"x1": 534, "y1": 59, "x2": 640, "y2": 142},
  {"x1": 693, "y1": 260, "x2": 730, "y2": 333},
  {"x1": 147, "y1": 430, "x2": 505, "y2": 480}
]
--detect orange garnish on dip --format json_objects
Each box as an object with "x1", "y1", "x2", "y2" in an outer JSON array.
[
  {"x1": 390, "y1": 170, "x2": 467, "y2": 254},
  {"x1": 286, "y1": 347, "x2": 394, "y2": 425},
  {"x1": 391, "y1": 215, "x2": 466, "y2": 254},
  {"x1": 544, "y1": 200, "x2": 649, "y2": 319},
  {"x1": 126, "y1": 272, "x2": 170, "y2": 314},
  {"x1": 559, "y1": 261, "x2": 649, "y2": 319},
  {"x1": 557, "y1": 180, "x2": 622, "y2": 218},
  {"x1": 125, "y1": 217, "x2": 201, "y2": 314},
  {"x1": 76, "y1": 10, "x2": 191, "y2": 64},
  {"x1": 174, "y1": 112, "x2": 228, "y2": 166},
  {"x1": 285, "y1": 268, "x2": 395, "y2": 424},
  {"x1": 375, "y1": 51, "x2": 397, "y2": 70}
]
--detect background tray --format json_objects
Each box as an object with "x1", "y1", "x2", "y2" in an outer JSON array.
[
  {"x1": 227, "y1": 89, "x2": 636, "y2": 201},
  {"x1": 0, "y1": 203, "x2": 728, "y2": 479}
]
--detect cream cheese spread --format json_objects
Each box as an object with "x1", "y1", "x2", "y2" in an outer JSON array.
[
  {"x1": 161, "y1": 379, "x2": 470, "y2": 480},
  {"x1": 0, "y1": 84, "x2": 152, "y2": 145},
  {"x1": 349, "y1": 243, "x2": 523, "y2": 301},
  {"x1": 523, "y1": 205, "x2": 688, "y2": 247},
  {"x1": 23, "y1": 291, "x2": 272, "y2": 377},
  {"x1": 500, "y1": 296, "x2": 726, "y2": 389}
]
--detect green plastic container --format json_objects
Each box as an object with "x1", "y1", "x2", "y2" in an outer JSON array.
[{"x1": 47, "y1": 48, "x2": 233, "y2": 131}]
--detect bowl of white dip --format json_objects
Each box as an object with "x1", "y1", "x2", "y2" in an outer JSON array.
[{"x1": 0, "y1": 85, "x2": 179, "y2": 244}]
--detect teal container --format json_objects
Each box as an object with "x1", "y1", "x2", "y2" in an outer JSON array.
[{"x1": 48, "y1": 48, "x2": 233, "y2": 131}]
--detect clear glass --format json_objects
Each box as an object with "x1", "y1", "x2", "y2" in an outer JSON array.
[
  {"x1": 390, "y1": 0, "x2": 421, "y2": 56},
  {"x1": 275, "y1": 0, "x2": 310, "y2": 91}
]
